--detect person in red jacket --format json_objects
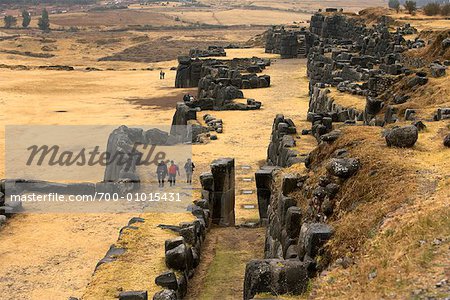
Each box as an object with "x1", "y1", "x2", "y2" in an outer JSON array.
[{"x1": 168, "y1": 160, "x2": 180, "y2": 186}]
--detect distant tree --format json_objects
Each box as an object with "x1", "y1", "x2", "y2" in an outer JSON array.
[
  {"x1": 441, "y1": 3, "x2": 450, "y2": 16},
  {"x1": 423, "y1": 3, "x2": 441, "y2": 15},
  {"x1": 22, "y1": 10, "x2": 31, "y2": 28},
  {"x1": 4, "y1": 15, "x2": 17, "y2": 29},
  {"x1": 38, "y1": 8, "x2": 50, "y2": 32},
  {"x1": 404, "y1": 0, "x2": 417, "y2": 14},
  {"x1": 388, "y1": 0, "x2": 401, "y2": 12}
]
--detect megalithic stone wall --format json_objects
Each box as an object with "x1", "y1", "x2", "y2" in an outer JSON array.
[
  {"x1": 266, "y1": 114, "x2": 302, "y2": 167},
  {"x1": 200, "y1": 158, "x2": 236, "y2": 227},
  {"x1": 255, "y1": 166, "x2": 278, "y2": 222},
  {"x1": 175, "y1": 56, "x2": 203, "y2": 88},
  {"x1": 210, "y1": 158, "x2": 235, "y2": 226}
]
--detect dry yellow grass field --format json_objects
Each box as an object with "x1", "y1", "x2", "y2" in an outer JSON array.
[{"x1": 0, "y1": 43, "x2": 317, "y2": 298}]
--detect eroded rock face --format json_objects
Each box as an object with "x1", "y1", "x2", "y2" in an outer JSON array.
[
  {"x1": 326, "y1": 158, "x2": 360, "y2": 178},
  {"x1": 385, "y1": 125, "x2": 419, "y2": 148}
]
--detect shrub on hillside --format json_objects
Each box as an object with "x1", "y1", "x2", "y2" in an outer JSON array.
[
  {"x1": 389, "y1": 0, "x2": 401, "y2": 12},
  {"x1": 441, "y1": 3, "x2": 450, "y2": 16},
  {"x1": 404, "y1": 0, "x2": 417, "y2": 14},
  {"x1": 423, "y1": 2, "x2": 441, "y2": 15}
]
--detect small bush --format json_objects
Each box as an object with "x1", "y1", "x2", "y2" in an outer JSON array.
[
  {"x1": 423, "y1": 2, "x2": 441, "y2": 16},
  {"x1": 404, "y1": 0, "x2": 417, "y2": 14},
  {"x1": 388, "y1": 0, "x2": 401, "y2": 12}
]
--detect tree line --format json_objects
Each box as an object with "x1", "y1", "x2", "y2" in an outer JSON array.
[
  {"x1": 3, "y1": 8, "x2": 50, "y2": 31},
  {"x1": 388, "y1": 0, "x2": 450, "y2": 15}
]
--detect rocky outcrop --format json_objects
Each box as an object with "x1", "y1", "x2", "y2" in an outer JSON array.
[{"x1": 175, "y1": 57, "x2": 270, "y2": 89}]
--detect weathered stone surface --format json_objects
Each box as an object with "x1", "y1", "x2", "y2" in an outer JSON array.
[
  {"x1": 326, "y1": 158, "x2": 360, "y2": 178},
  {"x1": 297, "y1": 223, "x2": 333, "y2": 259},
  {"x1": 210, "y1": 158, "x2": 235, "y2": 226},
  {"x1": 444, "y1": 134, "x2": 450, "y2": 148},
  {"x1": 165, "y1": 244, "x2": 187, "y2": 271},
  {"x1": 119, "y1": 291, "x2": 148, "y2": 300},
  {"x1": 153, "y1": 289, "x2": 177, "y2": 300},
  {"x1": 243, "y1": 259, "x2": 308, "y2": 300},
  {"x1": 255, "y1": 166, "x2": 278, "y2": 220},
  {"x1": 155, "y1": 271, "x2": 178, "y2": 290},
  {"x1": 430, "y1": 63, "x2": 446, "y2": 78},
  {"x1": 281, "y1": 173, "x2": 300, "y2": 195},
  {"x1": 285, "y1": 206, "x2": 302, "y2": 238},
  {"x1": 385, "y1": 125, "x2": 418, "y2": 148},
  {"x1": 164, "y1": 237, "x2": 184, "y2": 252}
]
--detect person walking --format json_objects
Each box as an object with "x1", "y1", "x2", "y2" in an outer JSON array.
[
  {"x1": 184, "y1": 158, "x2": 195, "y2": 184},
  {"x1": 159, "y1": 70, "x2": 165, "y2": 80},
  {"x1": 168, "y1": 160, "x2": 180, "y2": 186},
  {"x1": 156, "y1": 160, "x2": 168, "y2": 187}
]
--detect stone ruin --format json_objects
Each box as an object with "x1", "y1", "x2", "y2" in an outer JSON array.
[
  {"x1": 300, "y1": 10, "x2": 450, "y2": 132},
  {"x1": 189, "y1": 45, "x2": 226, "y2": 58},
  {"x1": 73, "y1": 157, "x2": 236, "y2": 300},
  {"x1": 175, "y1": 56, "x2": 270, "y2": 88},
  {"x1": 200, "y1": 158, "x2": 236, "y2": 227},
  {"x1": 174, "y1": 56, "x2": 270, "y2": 111},
  {"x1": 150, "y1": 157, "x2": 235, "y2": 299},
  {"x1": 245, "y1": 111, "x2": 364, "y2": 299},
  {"x1": 265, "y1": 26, "x2": 315, "y2": 58},
  {"x1": 266, "y1": 114, "x2": 303, "y2": 167}
]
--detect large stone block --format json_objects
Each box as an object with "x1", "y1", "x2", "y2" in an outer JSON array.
[
  {"x1": 243, "y1": 259, "x2": 308, "y2": 300},
  {"x1": 210, "y1": 158, "x2": 235, "y2": 226},
  {"x1": 297, "y1": 223, "x2": 333, "y2": 260}
]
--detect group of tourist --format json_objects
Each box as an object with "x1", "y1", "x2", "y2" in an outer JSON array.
[{"x1": 156, "y1": 158, "x2": 195, "y2": 187}]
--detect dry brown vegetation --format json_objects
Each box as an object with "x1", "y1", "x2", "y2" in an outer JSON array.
[
  {"x1": 408, "y1": 29, "x2": 450, "y2": 61},
  {"x1": 280, "y1": 121, "x2": 450, "y2": 299}
]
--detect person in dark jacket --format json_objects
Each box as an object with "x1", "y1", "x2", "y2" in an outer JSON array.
[
  {"x1": 184, "y1": 158, "x2": 195, "y2": 184},
  {"x1": 156, "y1": 160, "x2": 168, "y2": 187}
]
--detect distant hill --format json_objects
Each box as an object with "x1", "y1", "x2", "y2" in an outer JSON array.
[{"x1": 0, "y1": 0, "x2": 96, "y2": 4}]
